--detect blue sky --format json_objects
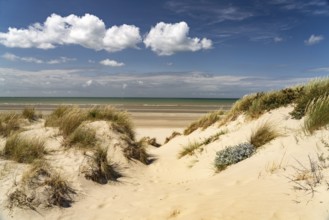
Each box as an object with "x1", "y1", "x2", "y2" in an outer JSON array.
[{"x1": 0, "y1": 0, "x2": 328, "y2": 98}]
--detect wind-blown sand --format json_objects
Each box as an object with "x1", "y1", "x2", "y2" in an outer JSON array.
[{"x1": 1, "y1": 106, "x2": 329, "y2": 220}]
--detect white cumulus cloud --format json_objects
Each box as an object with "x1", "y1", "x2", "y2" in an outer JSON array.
[
  {"x1": 100, "y1": 59, "x2": 125, "y2": 67},
  {"x1": 304, "y1": 34, "x2": 324, "y2": 45},
  {"x1": 144, "y1": 21, "x2": 212, "y2": 56},
  {"x1": 0, "y1": 13, "x2": 142, "y2": 52}
]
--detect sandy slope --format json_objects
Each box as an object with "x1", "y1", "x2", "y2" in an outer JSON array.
[{"x1": 1, "y1": 106, "x2": 329, "y2": 220}]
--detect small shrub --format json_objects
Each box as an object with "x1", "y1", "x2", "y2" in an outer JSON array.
[
  {"x1": 2, "y1": 135, "x2": 46, "y2": 163},
  {"x1": 214, "y1": 143, "x2": 255, "y2": 171},
  {"x1": 178, "y1": 141, "x2": 202, "y2": 158},
  {"x1": 304, "y1": 95, "x2": 329, "y2": 134},
  {"x1": 184, "y1": 110, "x2": 225, "y2": 135},
  {"x1": 65, "y1": 126, "x2": 97, "y2": 149},
  {"x1": 124, "y1": 138, "x2": 150, "y2": 164},
  {"x1": 249, "y1": 122, "x2": 280, "y2": 148},
  {"x1": 22, "y1": 107, "x2": 38, "y2": 121},
  {"x1": 83, "y1": 147, "x2": 121, "y2": 184},
  {"x1": 0, "y1": 113, "x2": 21, "y2": 137}
]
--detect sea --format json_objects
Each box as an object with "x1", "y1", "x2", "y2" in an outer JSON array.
[{"x1": 0, "y1": 97, "x2": 237, "y2": 113}]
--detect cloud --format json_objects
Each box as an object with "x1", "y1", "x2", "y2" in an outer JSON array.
[
  {"x1": 99, "y1": 59, "x2": 125, "y2": 67},
  {"x1": 2, "y1": 53, "x2": 75, "y2": 64},
  {"x1": 308, "y1": 67, "x2": 329, "y2": 72},
  {"x1": 274, "y1": 37, "x2": 283, "y2": 42},
  {"x1": 270, "y1": 0, "x2": 329, "y2": 15},
  {"x1": 304, "y1": 34, "x2": 324, "y2": 45},
  {"x1": 144, "y1": 22, "x2": 212, "y2": 56},
  {"x1": 0, "y1": 13, "x2": 142, "y2": 52}
]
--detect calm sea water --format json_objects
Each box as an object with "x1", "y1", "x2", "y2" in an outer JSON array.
[{"x1": 0, "y1": 97, "x2": 237, "y2": 106}]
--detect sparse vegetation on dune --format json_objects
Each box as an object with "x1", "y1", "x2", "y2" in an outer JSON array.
[
  {"x1": 290, "y1": 78, "x2": 329, "y2": 119},
  {"x1": 184, "y1": 110, "x2": 225, "y2": 135},
  {"x1": 1, "y1": 134, "x2": 46, "y2": 163},
  {"x1": 0, "y1": 113, "x2": 21, "y2": 137},
  {"x1": 304, "y1": 95, "x2": 329, "y2": 134},
  {"x1": 7, "y1": 161, "x2": 75, "y2": 211},
  {"x1": 45, "y1": 105, "x2": 135, "y2": 139},
  {"x1": 178, "y1": 141, "x2": 202, "y2": 158},
  {"x1": 124, "y1": 138, "x2": 150, "y2": 164},
  {"x1": 65, "y1": 126, "x2": 97, "y2": 149},
  {"x1": 249, "y1": 122, "x2": 280, "y2": 149},
  {"x1": 83, "y1": 147, "x2": 122, "y2": 184},
  {"x1": 164, "y1": 131, "x2": 181, "y2": 144},
  {"x1": 22, "y1": 107, "x2": 39, "y2": 121}
]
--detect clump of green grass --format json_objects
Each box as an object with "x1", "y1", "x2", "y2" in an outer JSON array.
[
  {"x1": 164, "y1": 131, "x2": 181, "y2": 144},
  {"x1": 22, "y1": 107, "x2": 38, "y2": 121},
  {"x1": 8, "y1": 161, "x2": 75, "y2": 211},
  {"x1": 124, "y1": 138, "x2": 150, "y2": 164},
  {"x1": 304, "y1": 95, "x2": 329, "y2": 134},
  {"x1": 178, "y1": 141, "x2": 202, "y2": 158},
  {"x1": 0, "y1": 113, "x2": 21, "y2": 137},
  {"x1": 83, "y1": 147, "x2": 122, "y2": 184},
  {"x1": 201, "y1": 130, "x2": 227, "y2": 145},
  {"x1": 2, "y1": 134, "x2": 46, "y2": 163},
  {"x1": 65, "y1": 126, "x2": 97, "y2": 149},
  {"x1": 290, "y1": 78, "x2": 329, "y2": 119},
  {"x1": 184, "y1": 110, "x2": 225, "y2": 135},
  {"x1": 46, "y1": 105, "x2": 135, "y2": 140},
  {"x1": 249, "y1": 122, "x2": 280, "y2": 148}
]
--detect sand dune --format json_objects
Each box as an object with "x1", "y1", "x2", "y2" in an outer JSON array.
[{"x1": 1, "y1": 105, "x2": 329, "y2": 220}]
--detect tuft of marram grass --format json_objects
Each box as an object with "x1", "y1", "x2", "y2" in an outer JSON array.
[
  {"x1": 249, "y1": 122, "x2": 280, "y2": 149},
  {"x1": 178, "y1": 141, "x2": 202, "y2": 158},
  {"x1": 2, "y1": 134, "x2": 46, "y2": 163},
  {"x1": 22, "y1": 107, "x2": 38, "y2": 121},
  {"x1": 83, "y1": 147, "x2": 121, "y2": 184},
  {"x1": 291, "y1": 78, "x2": 329, "y2": 119},
  {"x1": 8, "y1": 161, "x2": 75, "y2": 210},
  {"x1": 65, "y1": 126, "x2": 97, "y2": 149},
  {"x1": 124, "y1": 138, "x2": 150, "y2": 164},
  {"x1": 45, "y1": 105, "x2": 135, "y2": 140},
  {"x1": 0, "y1": 113, "x2": 21, "y2": 137},
  {"x1": 184, "y1": 110, "x2": 225, "y2": 135},
  {"x1": 304, "y1": 95, "x2": 329, "y2": 134}
]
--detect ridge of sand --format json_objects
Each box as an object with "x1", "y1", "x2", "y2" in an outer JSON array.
[{"x1": 1, "y1": 106, "x2": 329, "y2": 220}]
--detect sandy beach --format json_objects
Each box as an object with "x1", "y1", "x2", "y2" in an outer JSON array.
[{"x1": 1, "y1": 95, "x2": 329, "y2": 220}]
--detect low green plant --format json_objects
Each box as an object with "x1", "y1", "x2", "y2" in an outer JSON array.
[
  {"x1": 249, "y1": 122, "x2": 280, "y2": 148},
  {"x1": 304, "y1": 95, "x2": 329, "y2": 134},
  {"x1": 83, "y1": 147, "x2": 121, "y2": 184},
  {"x1": 65, "y1": 126, "x2": 97, "y2": 149},
  {"x1": 2, "y1": 134, "x2": 46, "y2": 163},
  {"x1": 214, "y1": 143, "x2": 255, "y2": 171},
  {"x1": 184, "y1": 110, "x2": 224, "y2": 135},
  {"x1": 178, "y1": 141, "x2": 202, "y2": 158}
]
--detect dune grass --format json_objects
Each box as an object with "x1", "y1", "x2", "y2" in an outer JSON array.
[
  {"x1": 164, "y1": 131, "x2": 181, "y2": 144},
  {"x1": 124, "y1": 138, "x2": 150, "y2": 164},
  {"x1": 184, "y1": 110, "x2": 225, "y2": 135},
  {"x1": 2, "y1": 134, "x2": 46, "y2": 163},
  {"x1": 65, "y1": 126, "x2": 97, "y2": 149},
  {"x1": 22, "y1": 107, "x2": 38, "y2": 121},
  {"x1": 304, "y1": 95, "x2": 329, "y2": 134},
  {"x1": 201, "y1": 130, "x2": 227, "y2": 145},
  {"x1": 178, "y1": 141, "x2": 202, "y2": 158},
  {"x1": 45, "y1": 105, "x2": 135, "y2": 139},
  {"x1": 290, "y1": 78, "x2": 329, "y2": 119},
  {"x1": 0, "y1": 113, "x2": 21, "y2": 137},
  {"x1": 249, "y1": 122, "x2": 280, "y2": 148},
  {"x1": 83, "y1": 147, "x2": 122, "y2": 184},
  {"x1": 8, "y1": 160, "x2": 75, "y2": 210}
]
